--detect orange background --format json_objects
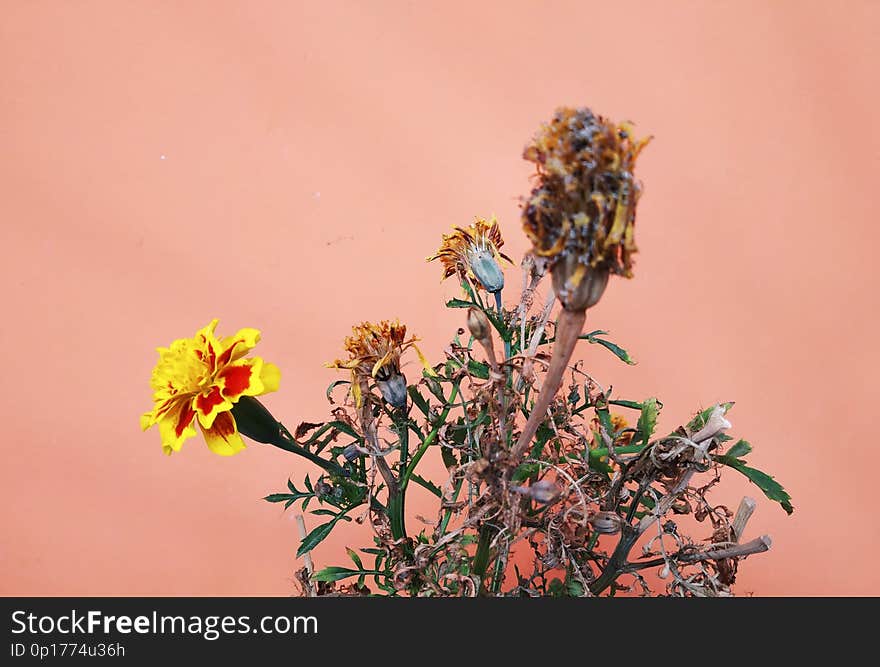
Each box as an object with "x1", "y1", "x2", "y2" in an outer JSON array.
[{"x1": 2, "y1": 1, "x2": 878, "y2": 596}]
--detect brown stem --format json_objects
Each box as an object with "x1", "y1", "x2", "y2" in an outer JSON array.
[{"x1": 510, "y1": 308, "x2": 586, "y2": 463}]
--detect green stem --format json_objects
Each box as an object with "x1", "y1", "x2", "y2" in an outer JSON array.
[
  {"x1": 399, "y1": 384, "x2": 460, "y2": 493},
  {"x1": 275, "y1": 425, "x2": 346, "y2": 476},
  {"x1": 589, "y1": 529, "x2": 639, "y2": 595},
  {"x1": 494, "y1": 291, "x2": 512, "y2": 361},
  {"x1": 588, "y1": 443, "x2": 645, "y2": 463}
]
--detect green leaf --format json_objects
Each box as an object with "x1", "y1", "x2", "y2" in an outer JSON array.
[
  {"x1": 441, "y1": 445, "x2": 458, "y2": 470},
  {"x1": 585, "y1": 334, "x2": 636, "y2": 365},
  {"x1": 326, "y1": 379, "x2": 350, "y2": 403},
  {"x1": 297, "y1": 519, "x2": 337, "y2": 557},
  {"x1": 717, "y1": 459, "x2": 794, "y2": 515},
  {"x1": 410, "y1": 473, "x2": 443, "y2": 498},
  {"x1": 467, "y1": 359, "x2": 490, "y2": 379},
  {"x1": 685, "y1": 402, "x2": 735, "y2": 435},
  {"x1": 608, "y1": 399, "x2": 643, "y2": 410},
  {"x1": 346, "y1": 547, "x2": 363, "y2": 569},
  {"x1": 263, "y1": 493, "x2": 293, "y2": 503},
  {"x1": 446, "y1": 298, "x2": 474, "y2": 310},
  {"x1": 636, "y1": 397, "x2": 660, "y2": 447},
  {"x1": 326, "y1": 420, "x2": 361, "y2": 441},
  {"x1": 424, "y1": 377, "x2": 447, "y2": 404},
  {"x1": 512, "y1": 462, "x2": 539, "y2": 483},
  {"x1": 310, "y1": 566, "x2": 359, "y2": 583},
  {"x1": 726, "y1": 439, "x2": 753, "y2": 459},
  {"x1": 408, "y1": 386, "x2": 430, "y2": 417},
  {"x1": 310, "y1": 508, "x2": 338, "y2": 517}
]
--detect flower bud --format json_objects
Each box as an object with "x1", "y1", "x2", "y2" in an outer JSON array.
[
  {"x1": 466, "y1": 307, "x2": 492, "y2": 342},
  {"x1": 551, "y1": 256, "x2": 609, "y2": 311},
  {"x1": 376, "y1": 372, "x2": 408, "y2": 408},
  {"x1": 229, "y1": 395, "x2": 281, "y2": 445},
  {"x1": 466, "y1": 246, "x2": 505, "y2": 293}
]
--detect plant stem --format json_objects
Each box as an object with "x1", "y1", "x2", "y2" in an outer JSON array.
[
  {"x1": 437, "y1": 476, "x2": 465, "y2": 536},
  {"x1": 494, "y1": 291, "x2": 511, "y2": 360},
  {"x1": 473, "y1": 523, "x2": 494, "y2": 591},
  {"x1": 400, "y1": 384, "x2": 460, "y2": 493},
  {"x1": 394, "y1": 409, "x2": 410, "y2": 540},
  {"x1": 275, "y1": 425, "x2": 346, "y2": 476},
  {"x1": 510, "y1": 308, "x2": 586, "y2": 463}
]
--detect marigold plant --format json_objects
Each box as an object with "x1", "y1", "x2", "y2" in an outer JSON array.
[{"x1": 143, "y1": 106, "x2": 792, "y2": 597}]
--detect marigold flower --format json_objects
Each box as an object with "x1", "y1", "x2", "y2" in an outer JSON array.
[
  {"x1": 426, "y1": 216, "x2": 512, "y2": 293},
  {"x1": 522, "y1": 107, "x2": 651, "y2": 310},
  {"x1": 141, "y1": 319, "x2": 281, "y2": 456},
  {"x1": 326, "y1": 319, "x2": 435, "y2": 408}
]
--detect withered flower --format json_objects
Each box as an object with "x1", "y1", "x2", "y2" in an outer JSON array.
[
  {"x1": 511, "y1": 107, "x2": 651, "y2": 462},
  {"x1": 522, "y1": 107, "x2": 651, "y2": 311},
  {"x1": 326, "y1": 320, "x2": 435, "y2": 408},
  {"x1": 427, "y1": 216, "x2": 512, "y2": 294}
]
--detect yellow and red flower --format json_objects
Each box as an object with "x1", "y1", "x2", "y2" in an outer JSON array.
[
  {"x1": 141, "y1": 320, "x2": 281, "y2": 456},
  {"x1": 426, "y1": 216, "x2": 512, "y2": 293},
  {"x1": 326, "y1": 320, "x2": 435, "y2": 408}
]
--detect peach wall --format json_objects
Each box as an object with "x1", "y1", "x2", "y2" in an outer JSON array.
[{"x1": 2, "y1": 1, "x2": 877, "y2": 595}]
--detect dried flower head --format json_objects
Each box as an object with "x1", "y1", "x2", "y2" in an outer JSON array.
[
  {"x1": 326, "y1": 320, "x2": 435, "y2": 407},
  {"x1": 522, "y1": 107, "x2": 651, "y2": 310},
  {"x1": 427, "y1": 216, "x2": 512, "y2": 293}
]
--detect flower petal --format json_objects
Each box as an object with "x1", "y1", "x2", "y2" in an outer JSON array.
[
  {"x1": 200, "y1": 411, "x2": 246, "y2": 456},
  {"x1": 219, "y1": 362, "x2": 256, "y2": 401},
  {"x1": 259, "y1": 362, "x2": 281, "y2": 393},
  {"x1": 194, "y1": 385, "x2": 234, "y2": 429},
  {"x1": 411, "y1": 342, "x2": 438, "y2": 376},
  {"x1": 218, "y1": 327, "x2": 262, "y2": 367},
  {"x1": 156, "y1": 399, "x2": 198, "y2": 455}
]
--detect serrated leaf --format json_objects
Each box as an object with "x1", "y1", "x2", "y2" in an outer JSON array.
[
  {"x1": 719, "y1": 459, "x2": 794, "y2": 515},
  {"x1": 446, "y1": 298, "x2": 474, "y2": 310},
  {"x1": 424, "y1": 378, "x2": 447, "y2": 404},
  {"x1": 441, "y1": 443, "x2": 458, "y2": 469},
  {"x1": 685, "y1": 402, "x2": 735, "y2": 434},
  {"x1": 310, "y1": 566, "x2": 359, "y2": 583},
  {"x1": 636, "y1": 397, "x2": 659, "y2": 446},
  {"x1": 408, "y1": 386, "x2": 430, "y2": 416},
  {"x1": 410, "y1": 473, "x2": 443, "y2": 498},
  {"x1": 726, "y1": 439, "x2": 753, "y2": 459},
  {"x1": 297, "y1": 520, "x2": 336, "y2": 557},
  {"x1": 467, "y1": 359, "x2": 490, "y2": 379}
]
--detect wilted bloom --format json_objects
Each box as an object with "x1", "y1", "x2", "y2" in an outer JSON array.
[
  {"x1": 141, "y1": 320, "x2": 281, "y2": 456},
  {"x1": 522, "y1": 107, "x2": 651, "y2": 311},
  {"x1": 326, "y1": 320, "x2": 435, "y2": 408},
  {"x1": 427, "y1": 216, "x2": 512, "y2": 293}
]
